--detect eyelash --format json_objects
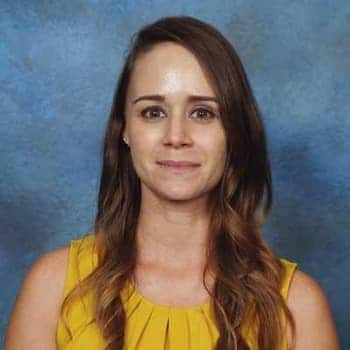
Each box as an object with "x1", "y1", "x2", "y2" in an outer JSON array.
[{"x1": 140, "y1": 106, "x2": 217, "y2": 121}]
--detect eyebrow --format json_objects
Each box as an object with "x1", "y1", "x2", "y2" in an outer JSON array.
[{"x1": 132, "y1": 94, "x2": 219, "y2": 104}]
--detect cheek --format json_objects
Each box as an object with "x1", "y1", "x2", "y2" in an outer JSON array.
[
  {"x1": 129, "y1": 134, "x2": 157, "y2": 173},
  {"x1": 129, "y1": 121, "x2": 160, "y2": 146},
  {"x1": 208, "y1": 138, "x2": 227, "y2": 177},
  {"x1": 201, "y1": 130, "x2": 226, "y2": 161},
  {"x1": 213, "y1": 143, "x2": 227, "y2": 169}
]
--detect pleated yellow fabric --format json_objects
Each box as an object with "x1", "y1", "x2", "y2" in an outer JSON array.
[{"x1": 56, "y1": 233, "x2": 298, "y2": 349}]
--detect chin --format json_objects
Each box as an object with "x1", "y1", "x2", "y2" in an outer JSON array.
[{"x1": 156, "y1": 187, "x2": 205, "y2": 202}]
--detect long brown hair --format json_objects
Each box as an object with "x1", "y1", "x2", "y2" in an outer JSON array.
[{"x1": 60, "y1": 16, "x2": 296, "y2": 349}]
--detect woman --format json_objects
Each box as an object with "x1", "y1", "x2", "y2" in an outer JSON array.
[{"x1": 5, "y1": 16, "x2": 340, "y2": 350}]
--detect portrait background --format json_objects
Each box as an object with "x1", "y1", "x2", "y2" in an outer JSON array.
[{"x1": 1, "y1": 1, "x2": 349, "y2": 347}]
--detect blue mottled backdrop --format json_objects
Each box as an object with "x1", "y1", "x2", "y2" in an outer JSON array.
[{"x1": 1, "y1": 0, "x2": 349, "y2": 348}]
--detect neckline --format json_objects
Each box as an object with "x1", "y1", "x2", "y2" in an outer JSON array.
[{"x1": 126, "y1": 280, "x2": 211, "y2": 311}]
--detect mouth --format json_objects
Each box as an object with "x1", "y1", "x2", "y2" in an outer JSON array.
[{"x1": 156, "y1": 160, "x2": 201, "y2": 174}]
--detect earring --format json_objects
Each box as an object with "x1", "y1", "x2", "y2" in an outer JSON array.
[{"x1": 123, "y1": 137, "x2": 129, "y2": 146}]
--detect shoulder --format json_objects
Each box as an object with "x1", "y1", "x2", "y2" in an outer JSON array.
[
  {"x1": 5, "y1": 244, "x2": 70, "y2": 349},
  {"x1": 13, "y1": 243, "x2": 70, "y2": 311},
  {"x1": 31, "y1": 244, "x2": 70, "y2": 275},
  {"x1": 29, "y1": 244, "x2": 70, "y2": 291},
  {"x1": 20, "y1": 244, "x2": 70, "y2": 301},
  {"x1": 287, "y1": 269, "x2": 334, "y2": 321},
  {"x1": 285, "y1": 269, "x2": 340, "y2": 349}
]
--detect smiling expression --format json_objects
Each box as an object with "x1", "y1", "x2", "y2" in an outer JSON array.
[{"x1": 123, "y1": 42, "x2": 227, "y2": 202}]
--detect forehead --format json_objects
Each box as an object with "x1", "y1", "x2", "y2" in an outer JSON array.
[{"x1": 127, "y1": 42, "x2": 216, "y2": 98}]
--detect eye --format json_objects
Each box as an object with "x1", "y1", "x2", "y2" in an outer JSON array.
[
  {"x1": 140, "y1": 106, "x2": 166, "y2": 119},
  {"x1": 192, "y1": 108, "x2": 216, "y2": 120}
]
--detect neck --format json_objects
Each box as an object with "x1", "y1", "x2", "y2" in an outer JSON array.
[{"x1": 135, "y1": 191, "x2": 211, "y2": 269}]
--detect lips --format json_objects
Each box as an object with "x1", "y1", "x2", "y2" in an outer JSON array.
[
  {"x1": 157, "y1": 160, "x2": 201, "y2": 167},
  {"x1": 157, "y1": 160, "x2": 201, "y2": 174}
]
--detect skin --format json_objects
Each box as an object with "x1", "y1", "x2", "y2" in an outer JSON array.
[
  {"x1": 4, "y1": 42, "x2": 340, "y2": 350},
  {"x1": 123, "y1": 42, "x2": 226, "y2": 277},
  {"x1": 122, "y1": 42, "x2": 227, "y2": 305}
]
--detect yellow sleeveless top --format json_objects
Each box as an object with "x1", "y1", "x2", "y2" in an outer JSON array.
[{"x1": 56, "y1": 233, "x2": 298, "y2": 349}]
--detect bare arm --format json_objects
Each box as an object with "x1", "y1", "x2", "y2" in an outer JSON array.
[
  {"x1": 286, "y1": 269, "x2": 340, "y2": 350},
  {"x1": 4, "y1": 245, "x2": 69, "y2": 350}
]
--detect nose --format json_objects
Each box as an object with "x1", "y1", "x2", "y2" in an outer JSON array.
[{"x1": 162, "y1": 113, "x2": 192, "y2": 148}]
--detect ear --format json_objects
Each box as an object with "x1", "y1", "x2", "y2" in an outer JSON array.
[{"x1": 122, "y1": 131, "x2": 129, "y2": 144}]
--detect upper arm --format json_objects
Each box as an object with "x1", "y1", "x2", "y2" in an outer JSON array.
[
  {"x1": 286, "y1": 269, "x2": 340, "y2": 350},
  {"x1": 4, "y1": 245, "x2": 69, "y2": 350}
]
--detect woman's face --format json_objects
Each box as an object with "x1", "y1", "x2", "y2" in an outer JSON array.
[{"x1": 124, "y1": 42, "x2": 227, "y2": 203}]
